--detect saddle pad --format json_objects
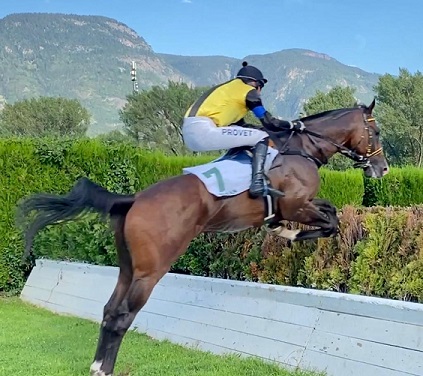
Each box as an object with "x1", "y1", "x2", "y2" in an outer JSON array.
[{"x1": 183, "y1": 148, "x2": 279, "y2": 197}]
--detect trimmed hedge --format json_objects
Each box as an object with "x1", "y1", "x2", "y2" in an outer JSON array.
[
  {"x1": 363, "y1": 166, "x2": 423, "y2": 206},
  {"x1": 0, "y1": 138, "x2": 211, "y2": 291},
  {"x1": 1, "y1": 137, "x2": 423, "y2": 302},
  {"x1": 318, "y1": 169, "x2": 363, "y2": 208}
]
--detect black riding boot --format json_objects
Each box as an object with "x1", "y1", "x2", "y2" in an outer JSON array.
[{"x1": 249, "y1": 138, "x2": 284, "y2": 199}]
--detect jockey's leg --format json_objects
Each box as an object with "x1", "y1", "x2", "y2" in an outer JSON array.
[
  {"x1": 182, "y1": 117, "x2": 283, "y2": 198},
  {"x1": 182, "y1": 117, "x2": 266, "y2": 151},
  {"x1": 249, "y1": 137, "x2": 268, "y2": 197},
  {"x1": 249, "y1": 137, "x2": 284, "y2": 198}
]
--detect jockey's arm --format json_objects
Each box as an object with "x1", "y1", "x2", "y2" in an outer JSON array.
[{"x1": 245, "y1": 89, "x2": 305, "y2": 132}]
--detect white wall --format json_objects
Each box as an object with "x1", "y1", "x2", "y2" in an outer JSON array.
[{"x1": 21, "y1": 259, "x2": 423, "y2": 376}]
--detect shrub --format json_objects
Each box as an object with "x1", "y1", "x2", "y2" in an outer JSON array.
[{"x1": 2, "y1": 138, "x2": 423, "y2": 303}]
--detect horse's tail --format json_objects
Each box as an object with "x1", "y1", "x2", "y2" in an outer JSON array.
[{"x1": 17, "y1": 177, "x2": 135, "y2": 262}]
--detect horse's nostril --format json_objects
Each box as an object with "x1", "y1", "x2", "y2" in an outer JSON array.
[{"x1": 383, "y1": 166, "x2": 390, "y2": 175}]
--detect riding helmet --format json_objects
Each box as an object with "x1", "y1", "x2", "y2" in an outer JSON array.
[{"x1": 236, "y1": 61, "x2": 268, "y2": 87}]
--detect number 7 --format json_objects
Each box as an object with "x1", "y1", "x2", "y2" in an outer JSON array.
[{"x1": 202, "y1": 167, "x2": 225, "y2": 192}]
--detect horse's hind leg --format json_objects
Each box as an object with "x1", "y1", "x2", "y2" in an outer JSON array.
[
  {"x1": 92, "y1": 190, "x2": 206, "y2": 375},
  {"x1": 92, "y1": 227, "x2": 170, "y2": 376},
  {"x1": 96, "y1": 272, "x2": 161, "y2": 375},
  {"x1": 91, "y1": 215, "x2": 133, "y2": 375}
]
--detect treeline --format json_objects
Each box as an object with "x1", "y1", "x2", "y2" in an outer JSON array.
[{"x1": 1, "y1": 69, "x2": 422, "y2": 167}]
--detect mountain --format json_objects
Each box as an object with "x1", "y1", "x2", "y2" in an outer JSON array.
[
  {"x1": 0, "y1": 13, "x2": 187, "y2": 135},
  {"x1": 157, "y1": 54, "x2": 239, "y2": 86},
  {"x1": 160, "y1": 50, "x2": 380, "y2": 118},
  {"x1": 0, "y1": 13, "x2": 380, "y2": 135}
]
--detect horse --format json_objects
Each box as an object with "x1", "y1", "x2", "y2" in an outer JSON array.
[{"x1": 18, "y1": 99, "x2": 389, "y2": 376}]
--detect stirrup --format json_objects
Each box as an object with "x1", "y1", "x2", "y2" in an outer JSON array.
[{"x1": 249, "y1": 186, "x2": 284, "y2": 199}]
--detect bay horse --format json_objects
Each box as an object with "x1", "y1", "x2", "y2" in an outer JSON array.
[{"x1": 18, "y1": 99, "x2": 389, "y2": 376}]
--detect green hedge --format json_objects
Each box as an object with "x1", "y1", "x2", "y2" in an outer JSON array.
[
  {"x1": 0, "y1": 138, "x2": 211, "y2": 292},
  {"x1": 318, "y1": 169, "x2": 364, "y2": 207},
  {"x1": 363, "y1": 166, "x2": 423, "y2": 206},
  {"x1": 1, "y1": 137, "x2": 423, "y2": 302}
]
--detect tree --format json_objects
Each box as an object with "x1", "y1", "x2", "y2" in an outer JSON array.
[
  {"x1": 374, "y1": 69, "x2": 423, "y2": 166},
  {"x1": 302, "y1": 86, "x2": 358, "y2": 116},
  {"x1": 302, "y1": 86, "x2": 359, "y2": 170},
  {"x1": 119, "y1": 81, "x2": 207, "y2": 155},
  {"x1": 0, "y1": 97, "x2": 90, "y2": 137}
]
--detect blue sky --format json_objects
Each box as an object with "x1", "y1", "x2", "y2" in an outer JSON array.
[{"x1": 0, "y1": 0, "x2": 421, "y2": 75}]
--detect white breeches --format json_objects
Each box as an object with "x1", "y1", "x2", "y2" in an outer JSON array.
[{"x1": 182, "y1": 116, "x2": 268, "y2": 152}]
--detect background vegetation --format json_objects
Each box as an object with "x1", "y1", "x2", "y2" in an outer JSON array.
[
  {"x1": 0, "y1": 13, "x2": 379, "y2": 134},
  {"x1": 0, "y1": 97, "x2": 90, "y2": 137},
  {"x1": 1, "y1": 139, "x2": 423, "y2": 304},
  {"x1": 1, "y1": 23, "x2": 423, "y2": 303}
]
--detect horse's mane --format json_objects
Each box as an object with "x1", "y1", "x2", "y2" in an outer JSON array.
[{"x1": 299, "y1": 105, "x2": 366, "y2": 123}]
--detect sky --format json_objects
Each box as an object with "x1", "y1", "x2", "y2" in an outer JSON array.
[{"x1": 0, "y1": 0, "x2": 422, "y2": 76}]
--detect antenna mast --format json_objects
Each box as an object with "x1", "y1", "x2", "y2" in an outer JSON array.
[{"x1": 130, "y1": 61, "x2": 139, "y2": 93}]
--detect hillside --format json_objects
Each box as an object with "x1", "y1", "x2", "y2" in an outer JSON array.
[
  {"x1": 0, "y1": 13, "x2": 187, "y2": 135},
  {"x1": 0, "y1": 13, "x2": 380, "y2": 135},
  {"x1": 160, "y1": 49, "x2": 380, "y2": 118}
]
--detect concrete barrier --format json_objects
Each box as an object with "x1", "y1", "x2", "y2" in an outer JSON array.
[{"x1": 21, "y1": 259, "x2": 423, "y2": 376}]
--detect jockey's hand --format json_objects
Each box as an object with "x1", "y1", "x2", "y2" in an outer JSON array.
[
  {"x1": 276, "y1": 119, "x2": 306, "y2": 132},
  {"x1": 261, "y1": 111, "x2": 305, "y2": 133},
  {"x1": 290, "y1": 120, "x2": 306, "y2": 132}
]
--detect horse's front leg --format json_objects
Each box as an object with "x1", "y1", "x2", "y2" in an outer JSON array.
[{"x1": 269, "y1": 198, "x2": 338, "y2": 241}]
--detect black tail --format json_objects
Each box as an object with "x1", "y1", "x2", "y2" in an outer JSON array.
[{"x1": 17, "y1": 177, "x2": 135, "y2": 262}]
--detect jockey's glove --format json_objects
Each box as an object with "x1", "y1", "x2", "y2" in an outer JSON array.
[
  {"x1": 290, "y1": 120, "x2": 306, "y2": 132},
  {"x1": 262, "y1": 111, "x2": 306, "y2": 133},
  {"x1": 277, "y1": 119, "x2": 306, "y2": 132}
]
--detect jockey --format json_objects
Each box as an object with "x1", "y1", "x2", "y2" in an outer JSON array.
[{"x1": 182, "y1": 61, "x2": 305, "y2": 198}]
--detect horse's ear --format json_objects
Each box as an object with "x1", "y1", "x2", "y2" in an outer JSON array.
[{"x1": 368, "y1": 98, "x2": 376, "y2": 113}]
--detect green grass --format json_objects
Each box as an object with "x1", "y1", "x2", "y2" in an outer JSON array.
[{"x1": 0, "y1": 298, "x2": 323, "y2": 376}]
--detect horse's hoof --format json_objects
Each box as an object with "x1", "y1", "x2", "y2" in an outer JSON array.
[
  {"x1": 269, "y1": 226, "x2": 300, "y2": 241},
  {"x1": 90, "y1": 361, "x2": 112, "y2": 376},
  {"x1": 90, "y1": 371, "x2": 112, "y2": 376}
]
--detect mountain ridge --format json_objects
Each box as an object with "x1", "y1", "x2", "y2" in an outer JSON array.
[{"x1": 0, "y1": 13, "x2": 380, "y2": 135}]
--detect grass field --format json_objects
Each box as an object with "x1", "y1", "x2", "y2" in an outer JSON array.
[{"x1": 0, "y1": 297, "x2": 323, "y2": 376}]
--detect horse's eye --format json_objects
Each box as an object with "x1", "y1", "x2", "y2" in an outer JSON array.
[{"x1": 375, "y1": 130, "x2": 380, "y2": 136}]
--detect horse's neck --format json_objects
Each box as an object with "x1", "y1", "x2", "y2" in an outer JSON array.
[{"x1": 302, "y1": 116, "x2": 354, "y2": 160}]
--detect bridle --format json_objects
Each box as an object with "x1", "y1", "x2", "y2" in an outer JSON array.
[
  {"x1": 349, "y1": 114, "x2": 383, "y2": 168},
  {"x1": 272, "y1": 109, "x2": 383, "y2": 169}
]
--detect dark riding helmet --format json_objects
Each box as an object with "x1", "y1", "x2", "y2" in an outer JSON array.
[{"x1": 236, "y1": 61, "x2": 268, "y2": 88}]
